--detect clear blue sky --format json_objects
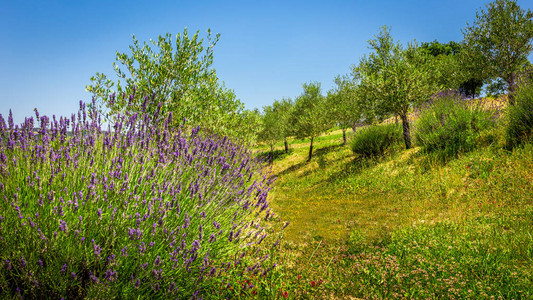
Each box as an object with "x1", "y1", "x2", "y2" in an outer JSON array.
[{"x1": 1, "y1": 0, "x2": 532, "y2": 124}]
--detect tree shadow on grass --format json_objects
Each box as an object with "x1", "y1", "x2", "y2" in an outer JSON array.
[
  {"x1": 314, "y1": 144, "x2": 344, "y2": 157},
  {"x1": 256, "y1": 149, "x2": 294, "y2": 163},
  {"x1": 298, "y1": 144, "x2": 346, "y2": 178},
  {"x1": 276, "y1": 160, "x2": 307, "y2": 177},
  {"x1": 324, "y1": 155, "x2": 374, "y2": 184}
]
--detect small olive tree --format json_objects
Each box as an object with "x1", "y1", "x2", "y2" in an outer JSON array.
[
  {"x1": 258, "y1": 105, "x2": 284, "y2": 163},
  {"x1": 290, "y1": 82, "x2": 330, "y2": 161},
  {"x1": 86, "y1": 28, "x2": 257, "y2": 142},
  {"x1": 272, "y1": 98, "x2": 295, "y2": 153},
  {"x1": 354, "y1": 26, "x2": 438, "y2": 149},
  {"x1": 326, "y1": 75, "x2": 361, "y2": 145},
  {"x1": 462, "y1": 0, "x2": 533, "y2": 101}
]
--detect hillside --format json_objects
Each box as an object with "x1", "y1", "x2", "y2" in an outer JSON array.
[{"x1": 254, "y1": 127, "x2": 533, "y2": 299}]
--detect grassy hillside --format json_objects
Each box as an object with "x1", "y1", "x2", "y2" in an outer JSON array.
[{"x1": 252, "y1": 127, "x2": 533, "y2": 299}]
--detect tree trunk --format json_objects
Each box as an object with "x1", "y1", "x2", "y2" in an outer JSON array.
[
  {"x1": 270, "y1": 145, "x2": 274, "y2": 165},
  {"x1": 307, "y1": 137, "x2": 314, "y2": 162},
  {"x1": 507, "y1": 73, "x2": 516, "y2": 105},
  {"x1": 284, "y1": 138, "x2": 289, "y2": 153},
  {"x1": 400, "y1": 114, "x2": 412, "y2": 149},
  {"x1": 342, "y1": 129, "x2": 347, "y2": 146}
]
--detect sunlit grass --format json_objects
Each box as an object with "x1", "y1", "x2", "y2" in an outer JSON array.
[{"x1": 253, "y1": 122, "x2": 533, "y2": 298}]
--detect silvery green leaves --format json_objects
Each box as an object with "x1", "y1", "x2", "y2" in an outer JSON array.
[
  {"x1": 354, "y1": 26, "x2": 439, "y2": 149},
  {"x1": 291, "y1": 82, "x2": 330, "y2": 161},
  {"x1": 86, "y1": 29, "x2": 259, "y2": 143},
  {"x1": 462, "y1": 0, "x2": 533, "y2": 97}
]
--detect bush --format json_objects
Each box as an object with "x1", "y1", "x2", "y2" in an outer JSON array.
[
  {"x1": 505, "y1": 80, "x2": 533, "y2": 149},
  {"x1": 350, "y1": 123, "x2": 402, "y2": 158},
  {"x1": 0, "y1": 98, "x2": 278, "y2": 299},
  {"x1": 414, "y1": 90, "x2": 494, "y2": 161}
]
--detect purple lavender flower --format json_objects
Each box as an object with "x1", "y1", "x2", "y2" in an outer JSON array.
[
  {"x1": 91, "y1": 239, "x2": 102, "y2": 258},
  {"x1": 104, "y1": 269, "x2": 117, "y2": 282},
  {"x1": 59, "y1": 219, "x2": 67, "y2": 231}
]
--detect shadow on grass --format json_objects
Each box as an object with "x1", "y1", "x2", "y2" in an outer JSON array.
[
  {"x1": 297, "y1": 144, "x2": 347, "y2": 178},
  {"x1": 276, "y1": 161, "x2": 307, "y2": 177},
  {"x1": 314, "y1": 144, "x2": 344, "y2": 157},
  {"x1": 324, "y1": 155, "x2": 374, "y2": 184},
  {"x1": 256, "y1": 148, "x2": 294, "y2": 163}
]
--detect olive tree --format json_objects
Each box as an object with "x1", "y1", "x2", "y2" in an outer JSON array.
[
  {"x1": 272, "y1": 98, "x2": 294, "y2": 153},
  {"x1": 419, "y1": 40, "x2": 485, "y2": 98},
  {"x1": 326, "y1": 75, "x2": 361, "y2": 145},
  {"x1": 257, "y1": 105, "x2": 281, "y2": 164},
  {"x1": 354, "y1": 26, "x2": 438, "y2": 149},
  {"x1": 462, "y1": 0, "x2": 533, "y2": 101},
  {"x1": 86, "y1": 28, "x2": 257, "y2": 142},
  {"x1": 290, "y1": 82, "x2": 330, "y2": 161}
]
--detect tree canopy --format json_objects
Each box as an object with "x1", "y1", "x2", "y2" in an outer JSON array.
[
  {"x1": 326, "y1": 75, "x2": 361, "y2": 145},
  {"x1": 419, "y1": 40, "x2": 484, "y2": 98},
  {"x1": 291, "y1": 82, "x2": 329, "y2": 161},
  {"x1": 462, "y1": 0, "x2": 533, "y2": 97},
  {"x1": 86, "y1": 29, "x2": 258, "y2": 142},
  {"x1": 354, "y1": 26, "x2": 439, "y2": 149}
]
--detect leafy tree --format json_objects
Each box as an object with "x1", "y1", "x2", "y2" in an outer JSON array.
[
  {"x1": 257, "y1": 105, "x2": 281, "y2": 163},
  {"x1": 354, "y1": 26, "x2": 438, "y2": 149},
  {"x1": 272, "y1": 98, "x2": 295, "y2": 153},
  {"x1": 420, "y1": 40, "x2": 461, "y2": 57},
  {"x1": 326, "y1": 75, "x2": 361, "y2": 145},
  {"x1": 419, "y1": 40, "x2": 484, "y2": 98},
  {"x1": 86, "y1": 28, "x2": 257, "y2": 142},
  {"x1": 462, "y1": 0, "x2": 533, "y2": 101},
  {"x1": 290, "y1": 82, "x2": 329, "y2": 161}
]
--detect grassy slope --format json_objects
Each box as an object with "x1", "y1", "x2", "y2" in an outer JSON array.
[{"x1": 254, "y1": 128, "x2": 533, "y2": 299}]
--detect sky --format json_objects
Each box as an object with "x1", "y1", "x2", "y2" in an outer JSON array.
[{"x1": 1, "y1": 0, "x2": 533, "y2": 124}]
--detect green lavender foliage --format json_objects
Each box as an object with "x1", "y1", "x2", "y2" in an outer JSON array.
[
  {"x1": 350, "y1": 123, "x2": 403, "y2": 158},
  {"x1": 414, "y1": 91, "x2": 495, "y2": 161},
  {"x1": 505, "y1": 76, "x2": 533, "y2": 148}
]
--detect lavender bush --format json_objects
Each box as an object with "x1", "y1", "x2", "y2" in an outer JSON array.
[
  {"x1": 0, "y1": 94, "x2": 278, "y2": 299},
  {"x1": 505, "y1": 71, "x2": 533, "y2": 149},
  {"x1": 350, "y1": 123, "x2": 403, "y2": 158},
  {"x1": 414, "y1": 90, "x2": 496, "y2": 161}
]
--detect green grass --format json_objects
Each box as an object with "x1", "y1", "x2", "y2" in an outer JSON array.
[{"x1": 252, "y1": 127, "x2": 533, "y2": 299}]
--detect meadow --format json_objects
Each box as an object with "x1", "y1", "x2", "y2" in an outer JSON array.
[
  {"x1": 1, "y1": 93, "x2": 532, "y2": 299},
  {"x1": 254, "y1": 123, "x2": 532, "y2": 299},
  {"x1": 2, "y1": 0, "x2": 533, "y2": 297}
]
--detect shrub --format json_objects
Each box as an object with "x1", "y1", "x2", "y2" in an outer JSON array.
[
  {"x1": 350, "y1": 123, "x2": 402, "y2": 158},
  {"x1": 414, "y1": 90, "x2": 494, "y2": 160},
  {"x1": 0, "y1": 97, "x2": 278, "y2": 299},
  {"x1": 505, "y1": 79, "x2": 533, "y2": 149}
]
